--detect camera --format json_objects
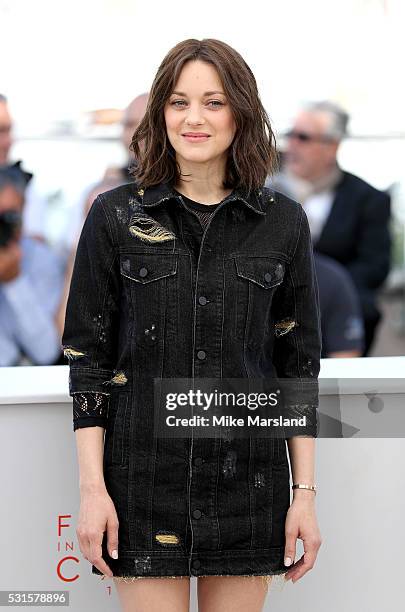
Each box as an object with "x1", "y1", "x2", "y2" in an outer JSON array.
[{"x1": 0, "y1": 210, "x2": 22, "y2": 248}]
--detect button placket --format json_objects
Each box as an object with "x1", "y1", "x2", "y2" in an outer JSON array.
[{"x1": 188, "y1": 208, "x2": 227, "y2": 572}]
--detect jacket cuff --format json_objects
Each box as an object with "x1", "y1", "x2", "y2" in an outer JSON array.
[
  {"x1": 73, "y1": 416, "x2": 107, "y2": 431},
  {"x1": 72, "y1": 391, "x2": 110, "y2": 427},
  {"x1": 280, "y1": 379, "x2": 319, "y2": 438}
]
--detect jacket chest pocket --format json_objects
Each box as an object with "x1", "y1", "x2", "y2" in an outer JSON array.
[
  {"x1": 119, "y1": 252, "x2": 178, "y2": 349},
  {"x1": 233, "y1": 256, "x2": 285, "y2": 347}
]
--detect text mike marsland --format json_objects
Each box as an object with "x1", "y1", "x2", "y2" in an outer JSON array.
[{"x1": 165, "y1": 415, "x2": 308, "y2": 427}]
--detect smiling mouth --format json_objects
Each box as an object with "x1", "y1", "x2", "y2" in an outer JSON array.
[{"x1": 182, "y1": 134, "x2": 211, "y2": 141}]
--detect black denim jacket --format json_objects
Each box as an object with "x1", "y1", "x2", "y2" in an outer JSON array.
[{"x1": 61, "y1": 180, "x2": 321, "y2": 436}]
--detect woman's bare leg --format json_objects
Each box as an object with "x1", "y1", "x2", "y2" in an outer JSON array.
[
  {"x1": 113, "y1": 577, "x2": 191, "y2": 612},
  {"x1": 197, "y1": 575, "x2": 269, "y2": 612}
]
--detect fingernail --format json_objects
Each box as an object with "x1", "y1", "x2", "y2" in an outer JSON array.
[
  {"x1": 112, "y1": 549, "x2": 118, "y2": 559},
  {"x1": 284, "y1": 557, "x2": 292, "y2": 566}
]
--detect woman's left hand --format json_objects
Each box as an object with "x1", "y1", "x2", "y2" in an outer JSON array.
[{"x1": 283, "y1": 494, "x2": 322, "y2": 583}]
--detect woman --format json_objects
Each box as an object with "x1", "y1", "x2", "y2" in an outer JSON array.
[{"x1": 62, "y1": 38, "x2": 322, "y2": 612}]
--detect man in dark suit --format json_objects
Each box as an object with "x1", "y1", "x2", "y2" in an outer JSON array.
[{"x1": 268, "y1": 101, "x2": 391, "y2": 356}]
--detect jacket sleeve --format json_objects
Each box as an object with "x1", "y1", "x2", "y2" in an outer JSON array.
[
  {"x1": 271, "y1": 204, "x2": 322, "y2": 438},
  {"x1": 346, "y1": 189, "x2": 391, "y2": 291},
  {"x1": 61, "y1": 194, "x2": 121, "y2": 431}
]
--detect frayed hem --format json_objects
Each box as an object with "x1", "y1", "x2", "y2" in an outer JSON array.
[
  {"x1": 196, "y1": 573, "x2": 288, "y2": 592},
  {"x1": 106, "y1": 572, "x2": 288, "y2": 591},
  {"x1": 111, "y1": 575, "x2": 188, "y2": 583}
]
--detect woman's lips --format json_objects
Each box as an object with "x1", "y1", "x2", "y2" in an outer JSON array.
[{"x1": 182, "y1": 134, "x2": 210, "y2": 142}]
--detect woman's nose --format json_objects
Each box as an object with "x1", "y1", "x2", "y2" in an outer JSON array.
[{"x1": 185, "y1": 104, "x2": 204, "y2": 125}]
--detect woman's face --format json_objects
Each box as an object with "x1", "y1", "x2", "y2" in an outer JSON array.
[{"x1": 164, "y1": 60, "x2": 237, "y2": 169}]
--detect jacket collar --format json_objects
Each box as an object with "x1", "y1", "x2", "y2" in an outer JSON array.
[{"x1": 136, "y1": 181, "x2": 267, "y2": 215}]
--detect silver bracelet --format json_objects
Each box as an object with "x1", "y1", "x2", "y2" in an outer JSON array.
[{"x1": 292, "y1": 483, "x2": 317, "y2": 494}]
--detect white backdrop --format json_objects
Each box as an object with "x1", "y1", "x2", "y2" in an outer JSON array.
[
  {"x1": 1, "y1": 0, "x2": 404, "y2": 135},
  {"x1": 0, "y1": 358, "x2": 404, "y2": 611}
]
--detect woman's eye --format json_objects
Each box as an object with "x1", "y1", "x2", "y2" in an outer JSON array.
[{"x1": 170, "y1": 100, "x2": 224, "y2": 108}]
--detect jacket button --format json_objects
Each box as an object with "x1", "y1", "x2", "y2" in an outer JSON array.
[
  {"x1": 198, "y1": 296, "x2": 208, "y2": 305},
  {"x1": 192, "y1": 559, "x2": 201, "y2": 569},
  {"x1": 192, "y1": 509, "x2": 202, "y2": 519},
  {"x1": 264, "y1": 272, "x2": 272, "y2": 282},
  {"x1": 139, "y1": 267, "x2": 148, "y2": 277},
  {"x1": 193, "y1": 456, "x2": 204, "y2": 467},
  {"x1": 197, "y1": 350, "x2": 206, "y2": 360}
]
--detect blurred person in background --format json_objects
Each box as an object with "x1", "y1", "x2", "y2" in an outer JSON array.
[
  {"x1": 62, "y1": 92, "x2": 149, "y2": 258},
  {"x1": 0, "y1": 93, "x2": 48, "y2": 244},
  {"x1": 270, "y1": 101, "x2": 391, "y2": 356},
  {"x1": 0, "y1": 167, "x2": 65, "y2": 366},
  {"x1": 315, "y1": 253, "x2": 364, "y2": 357},
  {"x1": 103, "y1": 91, "x2": 149, "y2": 182}
]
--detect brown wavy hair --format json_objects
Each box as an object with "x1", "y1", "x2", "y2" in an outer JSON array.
[{"x1": 129, "y1": 38, "x2": 279, "y2": 193}]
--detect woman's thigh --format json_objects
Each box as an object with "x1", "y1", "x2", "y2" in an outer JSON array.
[
  {"x1": 113, "y1": 576, "x2": 191, "y2": 612},
  {"x1": 197, "y1": 575, "x2": 269, "y2": 612}
]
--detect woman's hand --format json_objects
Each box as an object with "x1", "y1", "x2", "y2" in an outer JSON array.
[
  {"x1": 76, "y1": 484, "x2": 119, "y2": 578},
  {"x1": 283, "y1": 493, "x2": 322, "y2": 583}
]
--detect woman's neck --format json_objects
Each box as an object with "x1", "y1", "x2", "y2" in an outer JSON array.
[
  {"x1": 174, "y1": 157, "x2": 233, "y2": 204},
  {"x1": 174, "y1": 173, "x2": 234, "y2": 204}
]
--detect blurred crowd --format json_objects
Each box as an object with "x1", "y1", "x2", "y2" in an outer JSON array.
[{"x1": 0, "y1": 92, "x2": 394, "y2": 367}]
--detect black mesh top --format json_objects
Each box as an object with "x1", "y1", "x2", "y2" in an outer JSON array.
[{"x1": 174, "y1": 190, "x2": 222, "y2": 230}]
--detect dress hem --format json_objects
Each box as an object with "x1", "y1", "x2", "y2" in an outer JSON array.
[{"x1": 91, "y1": 545, "x2": 292, "y2": 583}]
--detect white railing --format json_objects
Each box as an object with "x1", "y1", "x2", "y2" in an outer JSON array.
[{"x1": 0, "y1": 358, "x2": 404, "y2": 611}]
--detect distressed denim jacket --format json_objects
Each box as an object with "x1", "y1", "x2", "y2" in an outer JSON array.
[
  {"x1": 61, "y1": 180, "x2": 321, "y2": 434},
  {"x1": 61, "y1": 180, "x2": 322, "y2": 578}
]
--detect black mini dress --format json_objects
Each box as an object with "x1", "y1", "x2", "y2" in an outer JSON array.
[{"x1": 62, "y1": 181, "x2": 321, "y2": 587}]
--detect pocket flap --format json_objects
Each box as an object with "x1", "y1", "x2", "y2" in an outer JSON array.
[
  {"x1": 235, "y1": 256, "x2": 285, "y2": 288},
  {"x1": 120, "y1": 253, "x2": 177, "y2": 284}
]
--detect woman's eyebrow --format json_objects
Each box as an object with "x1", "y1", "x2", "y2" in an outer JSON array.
[{"x1": 171, "y1": 90, "x2": 226, "y2": 96}]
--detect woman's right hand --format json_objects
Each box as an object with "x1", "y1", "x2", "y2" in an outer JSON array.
[{"x1": 76, "y1": 485, "x2": 119, "y2": 578}]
